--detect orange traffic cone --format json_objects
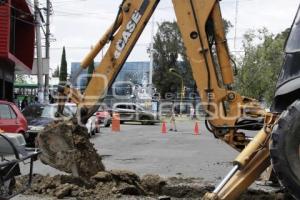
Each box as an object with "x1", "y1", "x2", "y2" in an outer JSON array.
[
  {"x1": 161, "y1": 121, "x2": 167, "y2": 134},
  {"x1": 194, "y1": 121, "x2": 200, "y2": 135},
  {"x1": 112, "y1": 113, "x2": 120, "y2": 132}
]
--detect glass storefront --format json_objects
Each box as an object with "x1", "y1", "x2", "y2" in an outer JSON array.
[{"x1": 70, "y1": 61, "x2": 150, "y2": 90}]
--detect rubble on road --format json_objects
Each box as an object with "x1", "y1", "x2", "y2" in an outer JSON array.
[{"x1": 16, "y1": 171, "x2": 292, "y2": 200}]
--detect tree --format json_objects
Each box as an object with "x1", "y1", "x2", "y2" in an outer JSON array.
[
  {"x1": 15, "y1": 75, "x2": 27, "y2": 84},
  {"x1": 152, "y1": 21, "x2": 192, "y2": 98},
  {"x1": 59, "y1": 47, "x2": 68, "y2": 83},
  {"x1": 52, "y1": 65, "x2": 60, "y2": 78},
  {"x1": 235, "y1": 28, "x2": 290, "y2": 105},
  {"x1": 87, "y1": 59, "x2": 95, "y2": 85}
]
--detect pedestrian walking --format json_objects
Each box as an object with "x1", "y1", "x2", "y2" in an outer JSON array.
[
  {"x1": 33, "y1": 96, "x2": 39, "y2": 104},
  {"x1": 169, "y1": 102, "x2": 177, "y2": 132},
  {"x1": 190, "y1": 106, "x2": 195, "y2": 120},
  {"x1": 21, "y1": 96, "x2": 29, "y2": 110}
]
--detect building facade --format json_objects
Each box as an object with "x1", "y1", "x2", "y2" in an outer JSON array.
[
  {"x1": 70, "y1": 61, "x2": 150, "y2": 91},
  {"x1": 0, "y1": 0, "x2": 35, "y2": 101}
]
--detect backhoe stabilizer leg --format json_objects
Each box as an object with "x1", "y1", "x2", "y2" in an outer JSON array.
[
  {"x1": 203, "y1": 128, "x2": 272, "y2": 200},
  {"x1": 203, "y1": 148, "x2": 270, "y2": 200}
]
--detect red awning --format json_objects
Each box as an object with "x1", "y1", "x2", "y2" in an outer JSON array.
[{"x1": 0, "y1": 0, "x2": 35, "y2": 73}]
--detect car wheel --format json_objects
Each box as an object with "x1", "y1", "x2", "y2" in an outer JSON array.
[
  {"x1": 141, "y1": 116, "x2": 150, "y2": 125},
  {"x1": 105, "y1": 123, "x2": 111, "y2": 128}
]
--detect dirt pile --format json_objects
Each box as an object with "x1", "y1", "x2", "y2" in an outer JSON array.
[
  {"x1": 17, "y1": 171, "x2": 157, "y2": 199},
  {"x1": 37, "y1": 120, "x2": 105, "y2": 178},
  {"x1": 17, "y1": 172, "x2": 291, "y2": 200}
]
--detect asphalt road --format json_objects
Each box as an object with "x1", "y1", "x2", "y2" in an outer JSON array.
[
  {"x1": 94, "y1": 120, "x2": 238, "y2": 183},
  {"x1": 14, "y1": 119, "x2": 242, "y2": 199},
  {"x1": 20, "y1": 119, "x2": 238, "y2": 183}
]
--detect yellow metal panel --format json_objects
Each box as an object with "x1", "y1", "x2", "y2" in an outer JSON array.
[
  {"x1": 80, "y1": 0, "x2": 159, "y2": 108},
  {"x1": 172, "y1": 0, "x2": 236, "y2": 127}
]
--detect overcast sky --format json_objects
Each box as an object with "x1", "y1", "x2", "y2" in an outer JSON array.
[{"x1": 46, "y1": 0, "x2": 299, "y2": 74}]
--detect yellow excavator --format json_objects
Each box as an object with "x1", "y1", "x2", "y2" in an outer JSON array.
[{"x1": 36, "y1": 0, "x2": 300, "y2": 199}]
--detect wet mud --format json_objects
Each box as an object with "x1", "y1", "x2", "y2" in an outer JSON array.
[{"x1": 17, "y1": 172, "x2": 292, "y2": 200}]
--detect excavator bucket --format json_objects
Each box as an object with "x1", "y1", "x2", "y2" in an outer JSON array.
[{"x1": 36, "y1": 119, "x2": 105, "y2": 179}]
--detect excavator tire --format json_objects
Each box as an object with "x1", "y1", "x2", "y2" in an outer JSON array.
[{"x1": 270, "y1": 100, "x2": 300, "y2": 200}]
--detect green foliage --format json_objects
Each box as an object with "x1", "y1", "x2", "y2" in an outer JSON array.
[
  {"x1": 223, "y1": 19, "x2": 233, "y2": 36},
  {"x1": 52, "y1": 65, "x2": 60, "y2": 78},
  {"x1": 235, "y1": 28, "x2": 290, "y2": 105},
  {"x1": 152, "y1": 21, "x2": 193, "y2": 98},
  {"x1": 15, "y1": 75, "x2": 27, "y2": 84},
  {"x1": 151, "y1": 20, "x2": 232, "y2": 99},
  {"x1": 59, "y1": 47, "x2": 68, "y2": 83},
  {"x1": 87, "y1": 60, "x2": 95, "y2": 85}
]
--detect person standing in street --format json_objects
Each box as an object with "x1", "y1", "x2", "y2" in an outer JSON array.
[
  {"x1": 169, "y1": 102, "x2": 177, "y2": 132},
  {"x1": 190, "y1": 106, "x2": 195, "y2": 120},
  {"x1": 21, "y1": 96, "x2": 29, "y2": 110}
]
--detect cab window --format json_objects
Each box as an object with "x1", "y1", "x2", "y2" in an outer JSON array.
[
  {"x1": 286, "y1": 8, "x2": 300, "y2": 53},
  {"x1": 117, "y1": 105, "x2": 127, "y2": 109}
]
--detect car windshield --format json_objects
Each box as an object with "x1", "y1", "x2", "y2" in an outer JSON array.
[
  {"x1": 41, "y1": 105, "x2": 76, "y2": 118},
  {"x1": 40, "y1": 106, "x2": 56, "y2": 118},
  {"x1": 286, "y1": 8, "x2": 300, "y2": 53},
  {"x1": 23, "y1": 104, "x2": 76, "y2": 119},
  {"x1": 136, "y1": 106, "x2": 144, "y2": 111}
]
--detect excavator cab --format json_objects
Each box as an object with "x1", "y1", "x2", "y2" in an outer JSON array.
[
  {"x1": 269, "y1": 5, "x2": 300, "y2": 199},
  {"x1": 273, "y1": 5, "x2": 300, "y2": 112}
]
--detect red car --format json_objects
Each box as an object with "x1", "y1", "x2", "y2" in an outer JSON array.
[{"x1": 0, "y1": 100, "x2": 28, "y2": 134}]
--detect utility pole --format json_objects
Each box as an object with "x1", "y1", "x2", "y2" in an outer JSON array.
[
  {"x1": 149, "y1": 15, "x2": 155, "y2": 98},
  {"x1": 35, "y1": 0, "x2": 44, "y2": 103},
  {"x1": 44, "y1": 0, "x2": 51, "y2": 103},
  {"x1": 234, "y1": 0, "x2": 239, "y2": 50}
]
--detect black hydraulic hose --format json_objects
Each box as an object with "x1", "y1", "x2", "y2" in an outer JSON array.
[
  {"x1": 205, "y1": 120, "x2": 218, "y2": 138},
  {"x1": 109, "y1": 0, "x2": 126, "y2": 41},
  {"x1": 189, "y1": 0, "x2": 212, "y2": 103},
  {"x1": 230, "y1": 56, "x2": 238, "y2": 76},
  {"x1": 209, "y1": 121, "x2": 263, "y2": 130}
]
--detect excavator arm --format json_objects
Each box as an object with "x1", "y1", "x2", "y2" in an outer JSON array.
[
  {"x1": 38, "y1": 0, "x2": 277, "y2": 199},
  {"x1": 60, "y1": 0, "x2": 265, "y2": 150},
  {"x1": 59, "y1": 0, "x2": 160, "y2": 124}
]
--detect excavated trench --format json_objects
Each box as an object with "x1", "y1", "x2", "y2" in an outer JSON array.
[
  {"x1": 17, "y1": 172, "x2": 292, "y2": 200},
  {"x1": 30, "y1": 121, "x2": 292, "y2": 199}
]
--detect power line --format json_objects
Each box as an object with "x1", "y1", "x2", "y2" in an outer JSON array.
[{"x1": 234, "y1": 0, "x2": 239, "y2": 49}]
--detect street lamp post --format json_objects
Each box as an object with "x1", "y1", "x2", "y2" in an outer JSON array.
[{"x1": 169, "y1": 68, "x2": 184, "y2": 115}]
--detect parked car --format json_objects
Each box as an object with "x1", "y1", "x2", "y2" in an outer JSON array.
[
  {"x1": 113, "y1": 103, "x2": 158, "y2": 125},
  {"x1": 22, "y1": 103, "x2": 96, "y2": 146},
  {"x1": 0, "y1": 100, "x2": 28, "y2": 135}
]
